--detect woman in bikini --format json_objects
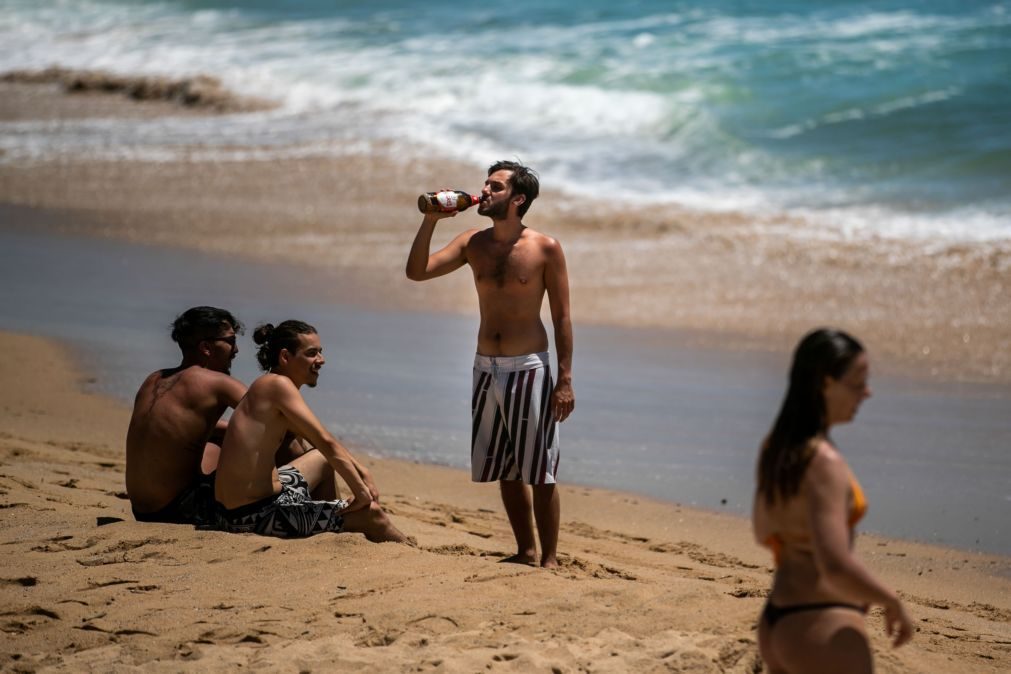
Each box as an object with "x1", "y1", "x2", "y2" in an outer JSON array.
[{"x1": 752, "y1": 328, "x2": 913, "y2": 673}]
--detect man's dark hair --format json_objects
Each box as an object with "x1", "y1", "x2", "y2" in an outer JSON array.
[
  {"x1": 170, "y1": 306, "x2": 243, "y2": 352},
  {"x1": 252, "y1": 320, "x2": 317, "y2": 371},
  {"x1": 488, "y1": 160, "x2": 539, "y2": 218}
]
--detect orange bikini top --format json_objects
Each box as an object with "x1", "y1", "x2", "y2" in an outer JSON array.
[{"x1": 763, "y1": 476, "x2": 867, "y2": 566}]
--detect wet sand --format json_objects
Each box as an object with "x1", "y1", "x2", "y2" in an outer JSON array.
[
  {"x1": 1, "y1": 81, "x2": 1008, "y2": 384},
  {"x1": 1, "y1": 330, "x2": 1009, "y2": 672},
  {"x1": 2, "y1": 221, "x2": 1008, "y2": 554}
]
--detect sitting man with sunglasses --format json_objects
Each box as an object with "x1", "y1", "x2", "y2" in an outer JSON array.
[{"x1": 125, "y1": 306, "x2": 249, "y2": 526}]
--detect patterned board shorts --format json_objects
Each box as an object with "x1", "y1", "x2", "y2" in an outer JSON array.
[
  {"x1": 471, "y1": 352, "x2": 559, "y2": 485},
  {"x1": 215, "y1": 466, "x2": 350, "y2": 538}
]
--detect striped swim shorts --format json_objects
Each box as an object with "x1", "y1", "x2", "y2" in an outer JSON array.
[{"x1": 471, "y1": 352, "x2": 559, "y2": 485}]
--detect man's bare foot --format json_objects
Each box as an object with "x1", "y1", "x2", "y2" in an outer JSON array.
[
  {"x1": 499, "y1": 553, "x2": 537, "y2": 565},
  {"x1": 540, "y1": 557, "x2": 559, "y2": 569}
]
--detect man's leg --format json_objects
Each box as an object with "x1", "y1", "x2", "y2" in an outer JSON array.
[
  {"x1": 342, "y1": 502, "x2": 409, "y2": 544},
  {"x1": 499, "y1": 479, "x2": 537, "y2": 564},
  {"x1": 289, "y1": 451, "x2": 405, "y2": 543},
  {"x1": 531, "y1": 484, "x2": 560, "y2": 568},
  {"x1": 288, "y1": 449, "x2": 340, "y2": 499}
]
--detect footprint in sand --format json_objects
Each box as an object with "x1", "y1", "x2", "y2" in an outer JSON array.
[
  {"x1": 407, "y1": 614, "x2": 460, "y2": 635},
  {"x1": 0, "y1": 606, "x2": 60, "y2": 635},
  {"x1": 357, "y1": 626, "x2": 400, "y2": 647},
  {"x1": 556, "y1": 556, "x2": 637, "y2": 581},
  {"x1": 422, "y1": 543, "x2": 498, "y2": 559},
  {"x1": 31, "y1": 535, "x2": 98, "y2": 553},
  {"x1": 650, "y1": 541, "x2": 762, "y2": 571},
  {"x1": 76, "y1": 537, "x2": 177, "y2": 567}
]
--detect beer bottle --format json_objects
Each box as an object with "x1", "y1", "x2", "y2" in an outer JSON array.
[{"x1": 418, "y1": 190, "x2": 480, "y2": 214}]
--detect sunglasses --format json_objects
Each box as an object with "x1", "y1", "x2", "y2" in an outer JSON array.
[{"x1": 205, "y1": 335, "x2": 238, "y2": 347}]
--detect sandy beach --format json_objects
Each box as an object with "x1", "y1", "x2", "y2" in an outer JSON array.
[
  {"x1": 1, "y1": 330, "x2": 1009, "y2": 672},
  {"x1": 0, "y1": 80, "x2": 1008, "y2": 384}
]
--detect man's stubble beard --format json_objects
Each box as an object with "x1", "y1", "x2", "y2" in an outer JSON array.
[{"x1": 479, "y1": 198, "x2": 509, "y2": 220}]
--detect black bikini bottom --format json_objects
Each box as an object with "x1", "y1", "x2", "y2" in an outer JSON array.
[{"x1": 762, "y1": 601, "x2": 867, "y2": 628}]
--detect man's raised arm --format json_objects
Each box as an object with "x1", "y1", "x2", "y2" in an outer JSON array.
[{"x1": 405, "y1": 212, "x2": 475, "y2": 281}]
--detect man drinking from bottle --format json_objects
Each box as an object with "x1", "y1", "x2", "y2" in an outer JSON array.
[{"x1": 406, "y1": 160, "x2": 574, "y2": 568}]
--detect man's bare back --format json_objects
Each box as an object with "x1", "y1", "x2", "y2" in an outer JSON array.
[
  {"x1": 125, "y1": 307, "x2": 245, "y2": 522},
  {"x1": 126, "y1": 366, "x2": 243, "y2": 512}
]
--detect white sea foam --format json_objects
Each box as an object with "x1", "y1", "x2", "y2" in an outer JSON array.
[{"x1": 1, "y1": 0, "x2": 1007, "y2": 245}]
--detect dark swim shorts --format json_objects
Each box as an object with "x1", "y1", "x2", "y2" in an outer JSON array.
[
  {"x1": 132, "y1": 473, "x2": 215, "y2": 527},
  {"x1": 215, "y1": 466, "x2": 349, "y2": 538}
]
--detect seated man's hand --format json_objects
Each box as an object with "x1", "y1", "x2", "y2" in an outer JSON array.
[
  {"x1": 359, "y1": 466, "x2": 380, "y2": 502},
  {"x1": 342, "y1": 488, "x2": 373, "y2": 514}
]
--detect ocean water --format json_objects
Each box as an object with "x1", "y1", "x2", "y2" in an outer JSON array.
[{"x1": 1, "y1": 0, "x2": 1009, "y2": 240}]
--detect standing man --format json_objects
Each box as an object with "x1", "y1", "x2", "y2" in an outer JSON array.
[
  {"x1": 406, "y1": 160, "x2": 574, "y2": 568},
  {"x1": 126, "y1": 306, "x2": 246, "y2": 525}
]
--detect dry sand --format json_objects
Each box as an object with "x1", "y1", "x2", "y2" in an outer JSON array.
[
  {"x1": 0, "y1": 81, "x2": 1008, "y2": 384},
  {"x1": 1, "y1": 330, "x2": 1009, "y2": 673}
]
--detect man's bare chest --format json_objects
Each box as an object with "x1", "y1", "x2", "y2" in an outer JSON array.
[{"x1": 468, "y1": 244, "x2": 544, "y2": 290}]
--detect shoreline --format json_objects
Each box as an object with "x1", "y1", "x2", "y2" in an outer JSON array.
[
  {"x1": 0, "y1": 81, "x2": 1009, "y2": 385},
  {"x1": 0, "y1": 328, "x2": 1008, "y2": 672}
]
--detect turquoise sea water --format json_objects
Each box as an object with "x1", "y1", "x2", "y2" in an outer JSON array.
[{"x1": 1, "y1": 0, "x2": 1009, "y2": 240}]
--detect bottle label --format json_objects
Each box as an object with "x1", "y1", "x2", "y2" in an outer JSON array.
[{"x1": 435, "y1": 191, "x2": 457, "y2": 210}]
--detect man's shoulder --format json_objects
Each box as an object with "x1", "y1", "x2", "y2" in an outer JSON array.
[
  {"x1": 520, "y1": 226, "x2": 560, "y2": 244},
  {"x1": 465, "y1": 227, "x2": 493, "y2": 243},
  {"x1": 248, "y1": 372, "x2": 296, "y2": 396},
  {"x1": 173, "y1": 367, "x2": 245, "y2": 404},
  {"x1": 521, "y1": 227, "x2": 563, "y2": 256},
  {"x1": 180, "y1": 365, "x2": 238, "y2": 386}
]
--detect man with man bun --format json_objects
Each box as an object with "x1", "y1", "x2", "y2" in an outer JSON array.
[{"x1": 213, "y1": 320, "x2": 407, "y2": 542}]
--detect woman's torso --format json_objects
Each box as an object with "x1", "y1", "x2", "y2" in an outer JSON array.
[{"x1": 758, "y1": 454, "x2": 867, "y2": 606}]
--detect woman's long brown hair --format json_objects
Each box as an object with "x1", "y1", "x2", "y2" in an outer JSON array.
[{"x1": 758, "y1": 328, "x2": 864, "y2": 506}]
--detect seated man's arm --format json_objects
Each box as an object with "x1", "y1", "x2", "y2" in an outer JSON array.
[
  {"x1": 272, "y1": 379, "x2": 373, "y2": 512},
  {"x1": 346, "y1": 452, "x2": 379, "y2": 502},
  {"x1": 210, "y1": 376, "x2": 248, "y2": 442},
  {"x1": 216, "y1": 375, "x2": 247, "y2": 409},
  {"x1": 204, "y1": 376, "x2": 248, "y2": 468}
]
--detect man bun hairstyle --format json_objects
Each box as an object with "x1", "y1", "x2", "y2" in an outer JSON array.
[
  {"x1": 170, "y1": 306, "x2": 243, "y2": 352},
  {"x1": 253, "y1": 320, "x2": 317, "y2": 371},
  {"x1": 488, "y1": 159, "x2": 539, "y2": 218}
]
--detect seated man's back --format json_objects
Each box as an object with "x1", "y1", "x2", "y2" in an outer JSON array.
[
  {"x1": 125, "y1": 306, "x2": 245, "y2": 525},
  {"x1": 127, "y1": 365, "x2": 242, "y2": 513}
]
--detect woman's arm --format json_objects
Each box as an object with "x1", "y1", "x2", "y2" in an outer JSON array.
[{"x1": 806, "y1": 443, "x2": 913, "y2": 646}]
